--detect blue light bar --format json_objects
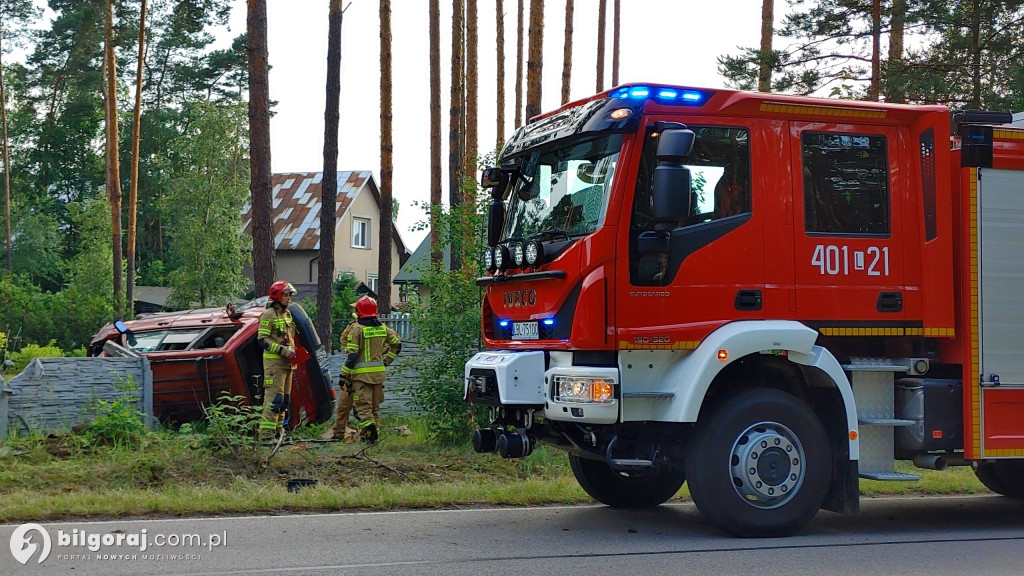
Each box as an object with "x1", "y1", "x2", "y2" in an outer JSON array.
[
  {"x1": 680, "y1": 90, "x2": 703, "y2": 103},
  {"x1": 499, "y1": 319, "x2": 510, "y2": 328},
  {"x1": 609, "y1": 85, "x2": 707, "y2": 106},
  {"x1": 542, "y1": 318, "x2": 556, "y2": 326}
]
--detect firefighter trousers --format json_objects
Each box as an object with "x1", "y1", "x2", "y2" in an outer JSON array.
[{"x1": 260, "y1": 360, "x2": 294, "y2": 437}]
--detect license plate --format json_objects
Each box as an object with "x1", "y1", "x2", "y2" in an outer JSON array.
[{"x1": 512, "y1": 321, "x2": 539, "y2": 340}]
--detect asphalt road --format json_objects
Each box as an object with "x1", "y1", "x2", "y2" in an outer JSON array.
[{"x1": 2, "y1": 494, "x2": 1023, "y2": 576}]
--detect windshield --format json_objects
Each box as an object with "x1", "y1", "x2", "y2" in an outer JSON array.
[{"x1": 502, "y1": 134, "x2": 623, "y2": 240}]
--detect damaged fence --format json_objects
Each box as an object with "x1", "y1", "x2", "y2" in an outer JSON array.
[{"x1": 0, "y1": 357, "x2": 154, "y2": 441}]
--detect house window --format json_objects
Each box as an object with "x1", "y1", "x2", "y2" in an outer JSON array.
[
  {"x1": 367, "y1": 273, "x2": 378, "y2": 295},
  {"x1": 352, "y1": 218, "x2": 370, "y2": 249}
]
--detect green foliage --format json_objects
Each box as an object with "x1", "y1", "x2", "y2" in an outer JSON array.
[
  {"x1": 8, "y1": 211, "x2": 65, "y2": 290},
  {"x1": 718, "y1": 0, "x2": 1024, "y2": 109},
  {"x1": 64, "y1": 196, "x2": 114, "y2": 298},
  {"x1": 332, "y1": 271, "x2": 360, "y2": 337},
  {"x1": 7, "y1": 342, "x2": 63, "y2": 374},
  {"x1": 138, "y1": 259, "x2": 168, "y2": 286},
  {"x1": 408, "y1": 198, "x2": 488, "y2": 445},
  {"x1": 163, "y1": 101, "x2": 251, "y2": 309},
  {"x1": 82, "y1": 381, "x2": 147, "y2": 450},
  {"x1": 0, "y1": 274, "x2": 112, "y2": 350},
  {"x1": 305, "y1": 271, "x2": 362, "y2": 348},
  {"x1": 202, "y1": 393, "x2": 260, "y2": 458}
]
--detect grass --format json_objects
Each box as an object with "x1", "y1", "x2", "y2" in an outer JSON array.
[{"x1": 0, "y1": 416, "x2": 990, "y2": 523}]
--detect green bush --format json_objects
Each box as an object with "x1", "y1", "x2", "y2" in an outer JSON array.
[
  {"x1": 202, "y1": 393, "x2": 260, "y2": 458},
  {"x1": 82, "y1": 381, "x2": 147, "y2": 450},
  {"x1": 408, "y1": 199, "x2": 488, "y2": 445},
  {"x1": 0, "y1": 274, "x2": 112, "y2": 351},
  {"x1": 8, "y1": 342, "x2": 63, "y2": 374},
  {"x1": 302, "y1": 271, "x2": 361, "y2": 349}
]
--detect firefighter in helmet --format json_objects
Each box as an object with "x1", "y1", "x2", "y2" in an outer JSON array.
[
  {"x1": 257, "y1": 280, "x2": 298, "y2": 439},
  {"x1": 327, "y1": 295, "x2": 401, "y2": 443}
]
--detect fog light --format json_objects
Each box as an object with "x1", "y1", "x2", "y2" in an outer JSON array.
[
  {"x1": 554, "y1": 376, "x2": 615, "y2": 403},
  {"x1": 495, "y1": 245, "x2": 510, "y2": 270},
  {"x1": 484, "y1": 247, "x2": 495, "y2": 271},
  {"x1": 525, "y1": 240, "x2": 543, "y2": 266},
  {"x1": 512, "y1": 242, "x2": 525, "y2": 267}
]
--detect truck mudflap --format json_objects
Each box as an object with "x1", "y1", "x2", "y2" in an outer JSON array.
[{"x1": 464, "y1": 350, "x2": 546, "y2": 406}]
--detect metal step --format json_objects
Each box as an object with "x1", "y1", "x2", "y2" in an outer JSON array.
[
  {"x1": 859, "y1": 418, "x2": 915, "y2": 427},
  {"x1": 860, "y1": 471, "x2": 920, "y2": 481},
  {"x1": 842, "y1": 357, "x2": 913, "y2": 372},
  {"x1": 621, "y1": 392, "x2": 675, "y2": 399},
  {"x1": 610, "y1": 458, "x2": 654, "y2": 468}
]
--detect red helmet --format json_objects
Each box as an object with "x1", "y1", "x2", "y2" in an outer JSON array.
[
  {"x1": 352, "y1": 295, "x2": 378, "y2": 318},
  {"x1": 268, "y1": 280, "x2": 297, "y2": 303}
]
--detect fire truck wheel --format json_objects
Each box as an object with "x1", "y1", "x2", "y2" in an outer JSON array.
[
  {"x1": 568, "y1": 453, "x2": 685, "y2": 508},
  {"x1": 975, "y1": 460, "x2": 1024, "y2": 498},
  {"x1": 685, "y1": 388, "x2": 831, "y2": 537}
]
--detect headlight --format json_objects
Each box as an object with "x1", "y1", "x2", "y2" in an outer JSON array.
[
  {"x1": 484, "y1": 247, "x2": 495, "y2": 271},
  {"x1": 512, "y1": 242, "x2": 525, "y2": 267},
  {"x1": 553, "y1": 376, "x2": 615, "y2": 404},
  {"x1": 525, "y1": 240, "x2": 543, "y2": 266},
  {"x1": 494, "y1": 245, "x2": 510, "y2": 270}
]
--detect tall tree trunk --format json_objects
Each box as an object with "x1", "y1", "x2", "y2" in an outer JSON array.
[
  {"x1": 611, "y1": 0, "x2": 619, "y2": 86},
  {"x1": 0, "y1": 20, "x2": 11, "y2": 271},
  {"x1": 970, "y1": 0, "x2": 981, "y2": 109},
  {"x1": 514, "y1": 0, "x2": 524, "y2": 128},
  {"x1": 596, "y1": 0, "x2": 606, "y2": 92},
  {"x1": 378, "y1": 0, "x2": 393, "y2": 314},
  {"x1": 104, "y1": 0, "x2": 124, "y2": 316},
  {"x1": 868, "y1": 0, "x2": 880, "y2": 101},
  {"x1": 248, "y1": 0, "x2": 275, "y2": 295},
  {"x1": 885, "y1": 0, "x2": 905, "y2": 103},
  {"x1": 429, "y1": 0, "x2": 442, "y2": 265},
  {"x1": 496, "y1": 0, "x2": 505, "y2": 151},
  {"x1": 525, "y1": 0, "x2": 544, "y2": 119},
  {"x1": 319, "y1": 0, "x2": 345, "y2": 348},
  {"x1": 560, "y1": 0, "x2": 573, "y2": 104},
  {"x1": 127, "y1": 0, "x2": 147, "y2": 316},
  {"x1": 758, "y1": 0, "x2": 773, "y2": 92},
  {"x1": 449, "y1": 0, "x2": 465, "y2": 271},
  {"x1": 466, "y1": 0, "x2": 478, "y2": 178}
]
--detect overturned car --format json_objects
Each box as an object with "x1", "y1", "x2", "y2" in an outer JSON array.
[{"x1": 88, "y1": 298, "x2": 335, "y2": 428}]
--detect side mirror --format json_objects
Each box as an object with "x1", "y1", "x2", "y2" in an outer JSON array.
[
  {"x1": 113, "y1": 319, "x2": 137, "y2": 347},
  {"x1": 656, "y1": 128, "x2": 696, "y2": 160},
  {"x1": 481, "y1": 167, "x2": 503, "y2": 188},
  {"x1": 651, "y1": 128, "x2": 696, "y2": 230}
]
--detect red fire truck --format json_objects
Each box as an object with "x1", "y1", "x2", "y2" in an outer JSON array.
[{"x1": 465, "y1": 83, "x2": 1024, "y2": 537}]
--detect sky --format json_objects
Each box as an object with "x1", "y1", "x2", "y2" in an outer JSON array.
[{"x1": 223, "y1": 0, "x2": 771, "y2": 250}]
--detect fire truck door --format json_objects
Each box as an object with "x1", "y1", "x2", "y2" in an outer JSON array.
[
  {"x1": 977, "y1": 167, "x2": 1024, "y2": 453},
  {"x1": 618, "y1": 123, "x2": 764, "y2": 346},
  {"x1": 790, "y1": 123, "x2": 907, "y2": 329}
]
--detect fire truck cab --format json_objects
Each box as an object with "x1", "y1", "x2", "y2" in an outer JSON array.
[{"x1": 466, "y1": 84, "x2": 1024, "y2": 537}]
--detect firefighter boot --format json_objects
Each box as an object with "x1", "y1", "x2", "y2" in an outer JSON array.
[{"x1": 362, "y1": 423, "x2": 379, "y2": 445}]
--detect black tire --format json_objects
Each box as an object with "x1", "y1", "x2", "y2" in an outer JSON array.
[
  {"x1": 569, "y1": 453, "x2": 685, "y2": 508},
  {"x1": 975, "y1": 460, "x2": 1024, "y2": 498},
  {"x1": 685, "y1": 388, "x2": 831, "y2": 537}
]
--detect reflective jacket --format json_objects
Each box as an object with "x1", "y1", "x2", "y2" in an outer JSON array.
[
  {"x1": 258, "y1": 304, "x2": 296, "y2": 367},
  {"x1": 341, "y1": 320, "x2": 402, "y2": 385}
]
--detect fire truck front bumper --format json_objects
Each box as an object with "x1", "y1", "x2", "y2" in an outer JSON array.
[{"x1": 465, "y1": 350, "x2": 546, "y2": 407}]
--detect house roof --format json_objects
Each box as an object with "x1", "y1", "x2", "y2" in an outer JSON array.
[
  {"x1": 394, "y1": 232, "x2": 450, "y2": 284},
  {"x1": 240, "y1": 171, "x2": 409, "y2": 257}
]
